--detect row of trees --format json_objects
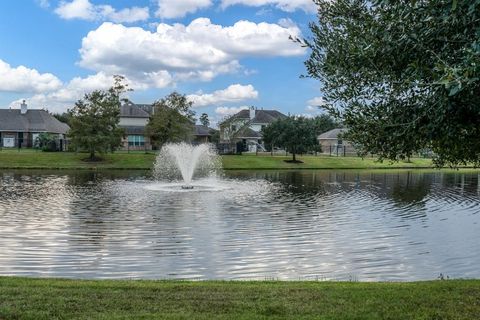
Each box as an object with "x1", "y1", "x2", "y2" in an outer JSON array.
[
  {"x1": 262, "y1": 115, "x2": 337, "y2": 162},
  {"x1": 66, "y1": 76, "x2": 201, "y2": 161}
]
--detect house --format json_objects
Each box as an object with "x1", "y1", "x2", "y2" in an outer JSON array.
[
  {"x1": 193, "y1": 125, "x2": 217, "y2": 144},
  {"x1": 119, "y1": 102, "x2": 153, "y2": 150},
  {"x1": 317, "y1": 128, "x2": 353, "y2": 155},
  {"x1": 219, "y1": 106, "x2": 287, "y2": 153},
  {"x1": 0, "y1": 101, "x2": 69, "y2": 148},
  {"x1": 119, "y1": 102, "x2": 217, "y2": 150}
]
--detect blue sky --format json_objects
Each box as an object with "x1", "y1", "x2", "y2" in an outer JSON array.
[{"x1": 0, "y1": 0, "x2": 324, "y2": 126}]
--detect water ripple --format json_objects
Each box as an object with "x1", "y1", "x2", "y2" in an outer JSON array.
[{"x1": 0, "y1": 170, "x2": 479, "y2": 281}]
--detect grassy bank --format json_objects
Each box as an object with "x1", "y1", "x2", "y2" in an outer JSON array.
[
  {"x1": 0, "y1": 149, "x2": 438, "y2": 170},
  {"x1": 221, "y1": 154, "x2": 434, "y2": 169},
  {"x1": 0, "y1": 277, "x2": 479, "y2": 319}
]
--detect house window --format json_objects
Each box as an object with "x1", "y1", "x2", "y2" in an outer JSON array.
[
  {"x1": 128, "y1": 135, "x2": 145, "y2": 147},
  {"x1": 337, "y1": 139, "x2": 343, "y2": 145}
]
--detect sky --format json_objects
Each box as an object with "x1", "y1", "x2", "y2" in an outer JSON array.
[{"x1": 0, "y1": 0, "x2": 325, "y2": 126}]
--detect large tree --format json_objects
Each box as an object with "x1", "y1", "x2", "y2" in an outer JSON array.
[
  {"x1": 262, "y1": 116, "x2": 319, "y2": 162},
  {"x1": 302, "y1": 0, "x2": 480, "y2": 167},
  {"x1": 146, "y1": 92, "x2": 196, "y2": 148},
  {"x1": 68, "y1": 75, "x2": 127, "y2": 160}
]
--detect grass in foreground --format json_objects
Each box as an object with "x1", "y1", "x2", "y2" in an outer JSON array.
[
  {"x1": 0, "y1": 277, "x2": 479, "y2": 319},
  {"x1": 0, "y1": 149, "x2": 437, "y2": 170}
]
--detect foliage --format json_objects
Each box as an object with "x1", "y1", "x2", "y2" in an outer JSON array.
[
  {"x1": 302, "y1": 0, "x2": 480, "y2": 167},
  {"x1": 262, "y1": 116, "x2": 319, "y2": 161},
  {"x1": 210, "y1": 129, "x2": 220, "y2": 144},
  {"x1": 35, "y1": 133, "x2": 58, "y2": 152},
  {"x1": 199, "y1": 113, "x2": 210, "y2": 127},
  {"x1": 311, "y1": 114, "x2": 338, "y2": 136},
  {"x1": 68, "y1": 75, "x2": 128, "y2": 160},
  {"x1": 146, "y1": 92, "x2": 196, "y2": 148},
  {"x1": 51, "y1": 112, "x2": 71, "y2": 125}
]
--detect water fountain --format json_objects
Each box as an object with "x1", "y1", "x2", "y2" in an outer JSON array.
[{"x1": 153, "y1": 142, "x2": 222, "y2": 190}]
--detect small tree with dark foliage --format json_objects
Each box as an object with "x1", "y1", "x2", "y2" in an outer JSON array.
[{"x1": 262, "y1": 116, "x2": 319, "y2": 162}]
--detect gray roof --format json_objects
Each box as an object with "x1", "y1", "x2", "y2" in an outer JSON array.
[
  {"x1": 194, "y1": 125, "x2": 216, "y2": 136},
  {"x1": 0, "y1": 109, "x2": 69, "y2": 134},
  {"x1": 120, "y1": 102, "x2": 151, "y2": 118},
  {"x1": 236, "y1": 126, "x2": 262, "y2": 139},
  {"x1": 318, "y1": 128, "x2": 347, "y2": 140},
  {"x1": 229, "y1": 109, "x2": 287, "y2": 124}
]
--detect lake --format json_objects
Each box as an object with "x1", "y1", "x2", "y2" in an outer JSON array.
[{"x1": 0, "y1": 169, "x2": 478, "y2": 281}]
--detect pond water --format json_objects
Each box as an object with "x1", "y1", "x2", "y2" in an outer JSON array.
[{"x1": 0, "y1": 169, "x2": 479, "y2": 281}]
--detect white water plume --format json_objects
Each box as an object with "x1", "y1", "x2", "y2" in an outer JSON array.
[{"x1": 154, "y1": 143, "x2": 221, "y2": 185}]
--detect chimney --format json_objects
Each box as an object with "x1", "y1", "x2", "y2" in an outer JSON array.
[
  {"x1": 249, "y1": 106, "x2": 255, "y2": 119},
  {"x1": 21, "y1": 100, "x2": 27, "y2": 114}
]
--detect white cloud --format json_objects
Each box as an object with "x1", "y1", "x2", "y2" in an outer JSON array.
[
  {"x1": 221, "y1": 0, "x2": 316, "y2": 13},
  {"x1": 79, "y1": 19, "x2": 304, "y2": 85},
  {"x1": 55, "y1": 0, "x2": 149, "y2": 23},
  {"x1": 188, "y1": 84, "x2": 258, "y2": 108},
  {"x1": 0, "y1": 59, "x2": 62, "y2": 93},
  {"x1": 36, "y1": 0, "x2": 50, "y2": 8},
  {"x1": 155, "y1": 0, "x2": 212, "y2": 19},
  {"x1": 215, "y1": 106, "x2": 249, "y2": 116},
  {"x1": 7, "y1": 72, "x2": 142, "y2": 113},
  {"x1": 307, "y1": 96, "x2": 326, "y2": 108}
]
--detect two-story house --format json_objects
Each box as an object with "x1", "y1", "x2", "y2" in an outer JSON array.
[{"x1": 219, "y1": 106, "x2": 287, "y2": 153}]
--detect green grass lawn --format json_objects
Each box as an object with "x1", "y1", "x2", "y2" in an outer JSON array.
[
  {"x1": 0, "y1": 149, "x2": 438, "y2": 170},
  {"x1": 0, "y1": 277, "x2": 479, "y2": 319},
  {"x1": 221, "y1": 154, "x2": 434, "y2": 169}
]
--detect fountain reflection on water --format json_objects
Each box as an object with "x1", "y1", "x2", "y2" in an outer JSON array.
[{"x1": 151, "y1": 142, "x2": 223, "y2": 191}]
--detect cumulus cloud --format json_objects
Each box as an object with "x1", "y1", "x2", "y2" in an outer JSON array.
[
  {"x1": 155, "y1": 0, "x2": 212, "y2": 19},
  {"x1": 221, "y1": 0, "x2": 316, "y2": 13},
  {"x1": 7, "y1": 72, "x2": 138, "y2": 113},
  {"x1": 78, "y1": 18, "x2": 304, "y2": 85},
  {"x1": 55, "y1": 0, "x2": 149, "y2": 23},
  {"x1": 0, "y1": 59, "x2": 62, "y2": 93},
  {"x1": 307, "y1": 96, "x2": 326, "y2": 108},
  {"x1": 215, "y1": 106, "x2": 249, "y2": 116},
  {"x1": 188, "y1": 84, "x2": 258, "y2": 108},
  {"x1": 304, "y1": 96, "x2": 328, "y2": 115}
]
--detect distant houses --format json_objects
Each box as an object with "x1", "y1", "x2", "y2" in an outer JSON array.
[
  {"x1": 317, "y1": 128, "x2": 354, "y2": 155},
  {"x1": 0, "y1": 101, "x2": 69, "y2": 148},
  {"x1": 119, "y1": 102, "x2": 216, "y2": 150},
  {"x1": 219, "y1": 106, "x2": 287, "y2": 153}
]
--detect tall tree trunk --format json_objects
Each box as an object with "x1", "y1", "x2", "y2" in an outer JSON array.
[
  {"x1": 292, "y1": 152, "x2": 296, "y2": 162},
  {"x1": 90, "y1": 148, "x2": 95, "y2": 160}
]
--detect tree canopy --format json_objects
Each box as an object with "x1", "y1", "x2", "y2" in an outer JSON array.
[
  {"x1": 199, "y1": 113, "x2": 210, "y2": 127},
  {"x1": 146, "y1": 92, "x2": 196, "y2": 148},
  {"x1": 302, "y1": 0, "x2": 480, "y2": 166},
  {"x1": 68, "y1": 75, "x2": 127, "y2": 160},
  {"x1": 262, "y1": 116, "x2": 319, "y2": 162}
]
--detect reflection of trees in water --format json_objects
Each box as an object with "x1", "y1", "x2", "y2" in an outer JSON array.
[
  {"x1": 388, "y1": 172, "x2": 431, "y2": 205},
  {"x1": 226, "y1": 170, "x2": 479, "y2": 221},
  {"x1": 65, "y1": 170, "x2": 150, "y2": 250}
]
